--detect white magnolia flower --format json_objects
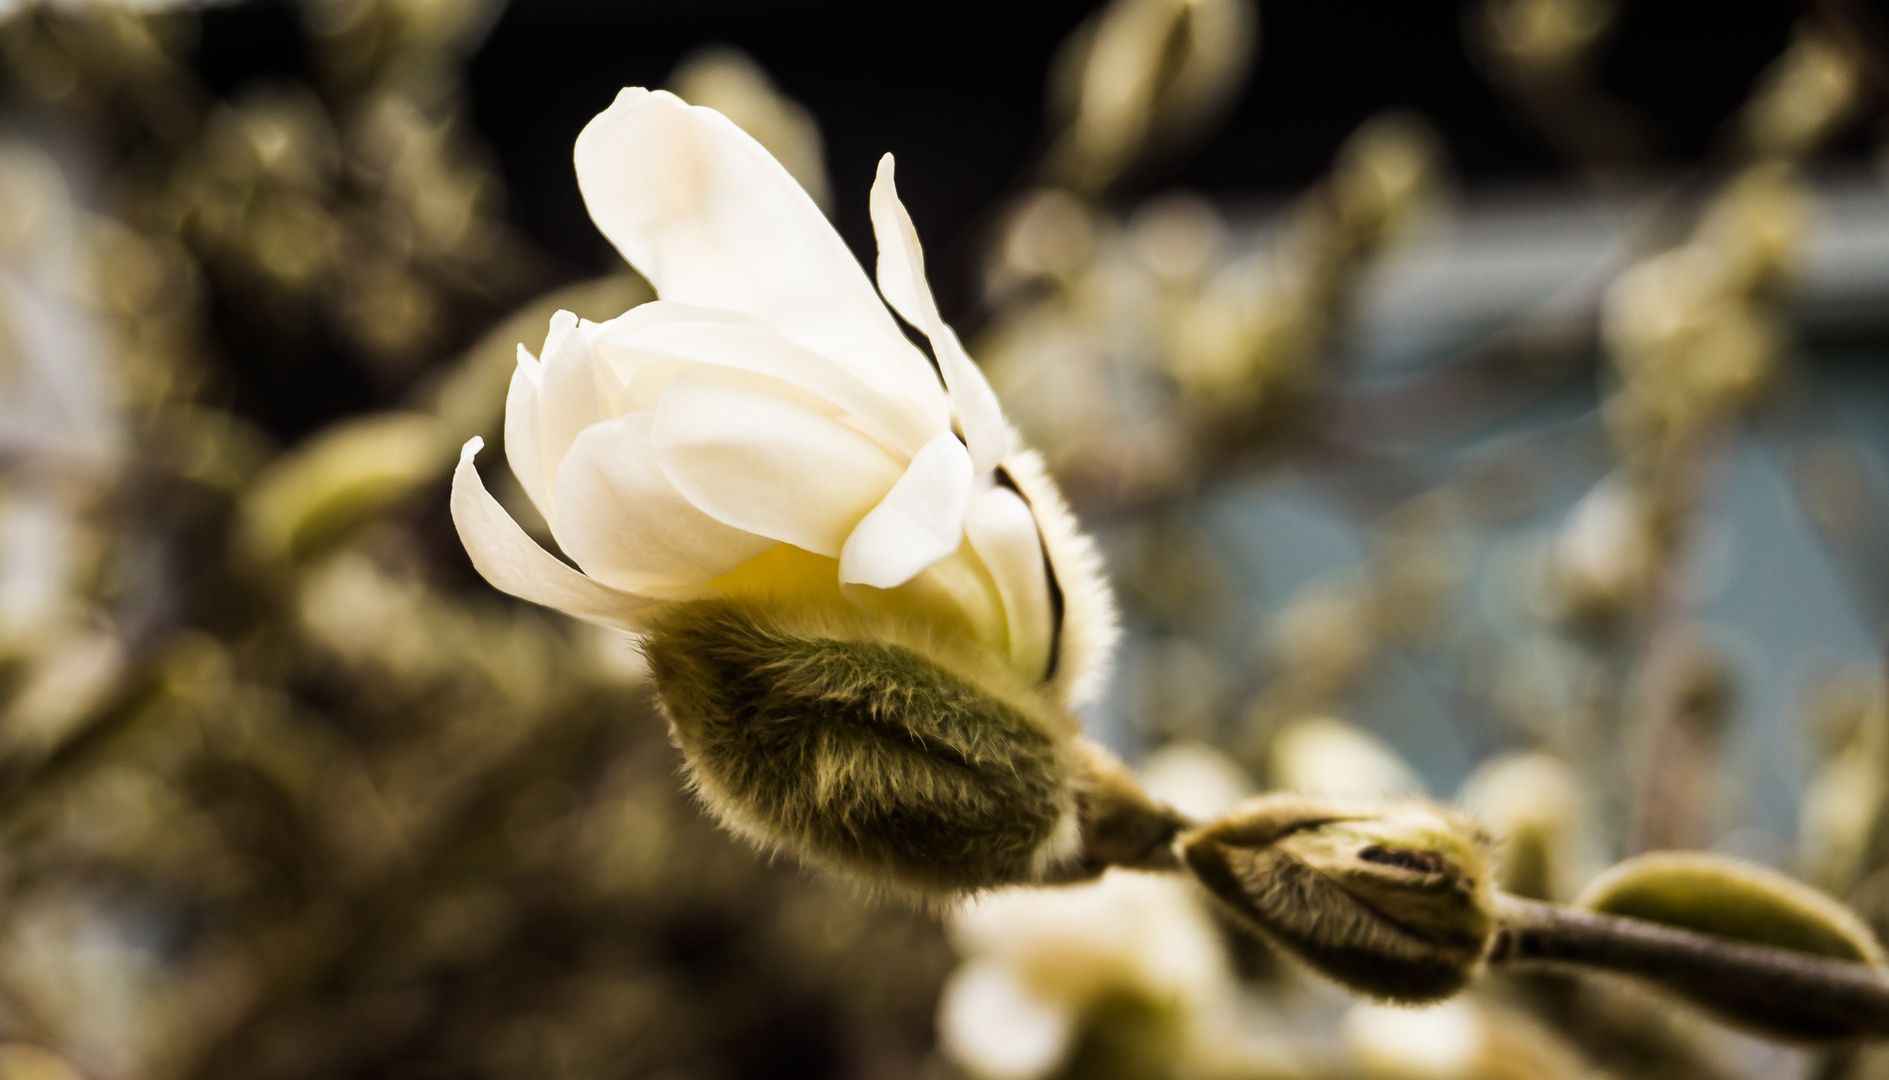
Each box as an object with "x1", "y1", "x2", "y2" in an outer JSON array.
[
  {"x1": 452, "y1": 88, "x2": 1113, "y2": 699},
  {"x1": 939, "y1": 869, "x2": 1235, "y2": 1080}
]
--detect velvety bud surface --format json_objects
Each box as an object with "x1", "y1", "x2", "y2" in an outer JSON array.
[
  {"x1": 645, "y1": 599, "x2": 1089, "y2": 894},
  {"x1": 1180, "y1": 794, "x2": 1496, "y2": 1001}
]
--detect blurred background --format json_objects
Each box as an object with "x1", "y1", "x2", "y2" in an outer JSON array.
[{"x1": 3, "y1": 0, "x2": 1889, "y2": 1077}]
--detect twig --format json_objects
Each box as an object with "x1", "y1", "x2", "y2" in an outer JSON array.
[{"x1": 1489, "y1": 892, "x2": 1889, "y2": 1038}]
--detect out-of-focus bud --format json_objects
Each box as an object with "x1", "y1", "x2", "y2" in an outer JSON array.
[
  {"x1": 295, "y1": 550, "x2": 482, "y2": 690},
  {"x1": 0, "y1": 1043, "x2": 86, "y2": 1080},
  {"x1": 1342, "y1": 997, "x2": 1592, "y2": 1080},
  {"x1": 1602, "y1": 250, "x2": 1724, "y2": 381},
  {"x1": 1740, "y1": 20, "x2": 1864, "y2": 162},
  {"x1": 0, "y1": 4, "x2": 194, "y2": 120},
  {"x1": 1458, "y1": 753, "x2": 1600, "y2": 902},
  {"x1": 239, "y1": 410, "x2": 454, "y2": 564},
  {"x1": 1797, "y1": 669, "x2": 1888, "y2": 892},
  {"x1": 1800, "y1": 746, "x2": 1887, "y2": 896},
  {"x1": 176, "y1": 89, "x2": 343, "y2": 294},
  {"x1": 347, "y1": 90, "x2": 501, "y2": 264},
  {"x1": 1329, "y1": 112, "x2": 1443, "y2": 255},
  {"x1": 1180, "y1": 794, "x2": 1497, "y2": 1001},
  {"x1": 304, "y1": 0, "x2": 506, "y2": 93},
  {"x1": 1136, "y1": 740, "x2": 1254, "y2": 823},
  {"x1": 87, "y1": 218, "x2": 208, "y2": 410},
  {"x1": 1165, "y1": 253, "x2": 1312, "y2": 403},
  {"x1": 669, "y1": 46, "x2": 831, "y2": 212},
  {"x1": 1470, "y1": 0, "x2": 1652, "y2": 179},
  {"x1": 1164, "y1": 110, "x2": 1438, "y2": 411},
  {"x1": 1545, "y1": 474, "x2": 1652, "y2": 632},
  {"x1": 644, "y1": 599, "x2": 1181, "y2": 895},
  {"x1": 1579, "y1": 852, "x2": 1885, "y2": 964},
  {"x1": 987, "y1": 189, "x2": 1100, "y2": 301},
  {"x1": 1602, "y1": 247, "x2": 1780, "y2": 431},
  {"x1": 1046, "y1": 0, "x2": 1257, "y2": 192},
  {"x1": 939, "y1": 868, "x2": 1237, "y2": 1080},
  {"x1": 1268, "y1": 715, "x2": 1422, "y2": 800},
  {"x1": 1601, "y1": 164, "x2": 1806, "y2": 448},
  {"x1": 1576, "y1": 851, "x2": 1887, "y2": 1038},
  {"x1": 1, "y1": 624, "x2": 124, "y2": 757},
  {"x1": 1129, "y1": 192, "x2": 1224, "y2": 289},
  {"x1": 1693, "y1": 162, "x2": 1810, "y2": 297},
  {"x1": 1476, "y1": 0, "x2": 1616, "y2": 80},
  {"x1": 1267, "y1": 580, "x2": 1380, "y2": 700}
]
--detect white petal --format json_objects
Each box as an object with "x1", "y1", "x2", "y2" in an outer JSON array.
[
  {"x1": 937, "y1": 959, "x2": 1074, "y2": 1080},
  {"x1": 652, "y1": 376, "x2": 904, "y2": 558},
  {"x1": 450, "y1": 438, "x2": 657, "y2": 630},
  {"x1": 595, "y1": 310, "x2": 944, "y2": 456},
  {"x1": 534, "y1": 310, "x2": 604, "y2": 503},
  {"x1": 552, "y1": 414, "x2": 775, "y2": 591},
  {"x1": 992, "y1": 449, "x2": 1119, "y2": 709},
  {"x1": 839, "y1": 432, "x2": 974, "y2": 589},
  {"x1": 870, "y1": 154, "x2": 1009, "y2": 473},
  {"x1": 504, "y1": 344, "x2": 553, "y2": 526},
  {"x1": 574, "y1": 88, "x2": 943, "y2": 412},
  {"x1": 965, "y1": 485, "x2": 1054, "y2": 682},
  {"x1": 604, "y1": 297, "x2": 774, "y2": 335}
]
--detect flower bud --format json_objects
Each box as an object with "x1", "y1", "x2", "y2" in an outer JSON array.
[
  {"x1": 1046, "y1": 0, "x2": 1257, "y2": 191},
  {"x1": 941, "y1": 869, "x2": 1230, "y2": 1080},
  {"x1": 1740, "y1": 20, "x2": 1863, "y2": 161},
  {"x1": 645, "y1": 598, "x2": 1168, "y2": 895},
  {"x1": 1342, "y1": 997, "x2": 1592, "y2": 1080},
  {"x1": 241, "y1": 411, "x2": 453, "y2": 563},
  {"x1": 1575, "y1": 851, "x2": 1885, "y2": 1038},
  {"x1": 1179, "y1": 795, "x2": 1496, "y2": 1002},
  {"x1": 1268, "y1": 715, "x2": 1421, "y2": 800},
  {"x1": 1330, "y1": 111, "x2": 1441, "y2": 254},
  {"x1": 1458, "y1": 753, "x2": 1601, "y2": 902}
]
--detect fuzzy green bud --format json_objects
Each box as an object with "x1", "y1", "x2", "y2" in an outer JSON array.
[
  {"x1": 240, "y1": 411, "x2": 453, "y2": 563},
  {"x1": 1574, "y1": 851, "x2": 1886, "y2": 1039},
  {"x1": 1180, "y1": 795, "x2": 1496, "y2": 1002},
  {"x1": 644, "y1": 598, "x2": 1181, "y2": 896}
]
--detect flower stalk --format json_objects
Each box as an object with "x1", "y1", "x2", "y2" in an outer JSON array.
[
  {"x1": 1170, "y1": 795, "x2": 1889, "y2": 1043},
  {"x1": 1489, "y1": 892, "x2": 1889, "y2": 1041}
]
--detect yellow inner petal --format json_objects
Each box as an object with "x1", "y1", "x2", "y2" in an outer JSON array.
[{"x1": 708, "y1": 541, "x2": 1012, "y2": 668}]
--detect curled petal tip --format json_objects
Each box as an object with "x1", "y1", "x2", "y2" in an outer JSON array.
[{"x1": 451, "y1": 433, "x2": 656, "y2": 632}]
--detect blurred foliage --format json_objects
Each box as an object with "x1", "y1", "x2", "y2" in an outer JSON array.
[
  {"x1": 0, "y1": 0, "x2": 1885, "y2": 1078},
  {"x1": 0, "y1": 2, "x2": 949, "y2": 1078}
]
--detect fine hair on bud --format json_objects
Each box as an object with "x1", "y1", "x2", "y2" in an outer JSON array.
[
  {"x1": 1054, "y1": 740, "x2": 1194, "y2": 879},
  {"x1": 644, "y1": 598, "x2": 1099, "y2": 896},
  {"x1": 1180, "y1": 794, "x2": 1496, "y2": 1002}
]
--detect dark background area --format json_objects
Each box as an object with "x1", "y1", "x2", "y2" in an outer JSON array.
[{"x1": 195, "y1": 0, "x2": 1819, "y2": 327}]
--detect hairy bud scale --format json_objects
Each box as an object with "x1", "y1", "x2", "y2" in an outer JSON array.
[
  {"x1": 1180, "y1": 795, "x2": 1496, "y2": 1001},
  {"x1": 646, "y1": 599, "x2": 1102, "y2": 894}
]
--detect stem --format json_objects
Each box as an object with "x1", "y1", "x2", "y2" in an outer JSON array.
[{"x1": 1489, "y1": 893, "x2": 1889, "y2": 1039}]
